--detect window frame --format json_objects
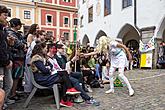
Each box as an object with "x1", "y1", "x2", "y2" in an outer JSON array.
[
  {"x1": 63, "y1": 32, "x2": 69, "y2": 40},
  {"x1": 46, "y1": 14, "x2": 53, "y2": 24},
  {"x1": 80, "y1": 15, "x2": 83, "y2": 27},
  {"x1": 73, "y1": 18, "x2": 78, "y2": 26},
  {"x1": 7, "y1": 8, "x2": 12, "y2": 17},
  {"x1": 104, "y1": 0, "x2": 111, "y2": 16},
  {"x1": 46, "y1": 30, "x2": 54, "y2": 36},
  {"x1": 63, "y1": 16, "x2": 69, "y2": 25},
  {"x1": 122, "y1": 0, "x2": 132, "y2": 9},
  {"x1": 63, "y1": 0, "x2": 71, "y2": 3},
  {"x1": 24, "y1": 10, "x2": 31, "y2": 19},
  {"x1": 88, "y1": 6, "x2": 93, "y2": 23}
]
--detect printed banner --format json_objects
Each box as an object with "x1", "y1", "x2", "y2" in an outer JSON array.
[
  {"x1": 140, "y1": 52, "x2": 152, "y2": 68},
  {"x1": 139, "y1": 36, "x2": 155, "y2": 53}
]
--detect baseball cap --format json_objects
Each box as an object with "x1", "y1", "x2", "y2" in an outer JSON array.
[{"x1": 9, "y1": 18, "x2": 25, "y2": 27}]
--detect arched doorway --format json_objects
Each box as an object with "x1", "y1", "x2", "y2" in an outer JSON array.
[
  {"x1": 94, "y1": 30, "x2": 107, "y2": 46},
  {"x1": 117, "y1": 23, "x2": 141, "y2": 45},
  {"x1": 82, "y1": 34, "x2": 90, "y2": 46},
  {"x1": 163, "y1": 29, "x2": 165, "y2": 41},
  {"x1": 126, "y1": 40, "x2": 139, "y2": 50},
  {"x1": 117, "y1": 24, "x2": 141, "y2": 69},
  {"x1": 157, "y1": 16, "x2": 165, "y2": 40}
]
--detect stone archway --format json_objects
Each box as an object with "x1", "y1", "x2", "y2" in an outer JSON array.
[
  {"x1": 82, "y1": 34, "x2": 90, "y2": 46},
  {"x1": 117, "y1": 24, "x2": 141, "y2": 69},
  {"x1": 157, "y1": 16, "x2": 165, "y2": 40},
  {"x1": 163, "y1": 29, "x2": 165, "y2": 41},
  {"x1": 117, "y1": 23, "x2": 141, "y2": 45},
  {"x1": 94, "y1": 30, "x2": 107, "y2": 46}
]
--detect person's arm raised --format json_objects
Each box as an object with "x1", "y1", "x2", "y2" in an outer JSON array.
[{"x1": 84, "y1": 51, "x2": 98, "y2": 57}]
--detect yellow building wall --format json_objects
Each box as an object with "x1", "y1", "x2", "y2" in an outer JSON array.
[
  {"x1": 19, "y1": 7, "x2": 33, "y2": 25},
  {"x1": 1, "y1": 0, "x2": 35, "y2": 26}
]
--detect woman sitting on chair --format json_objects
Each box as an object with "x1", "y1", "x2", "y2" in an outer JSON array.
[{"x1": 30, "y1": 42, "x2": 80, "y2": 107}]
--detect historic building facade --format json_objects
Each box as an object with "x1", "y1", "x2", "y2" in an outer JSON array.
[
  {"x1": 0, "y1": 0, "x2": 36, "y2": 33},
  {"x1": 0, "y1": 0, "x2": 78, "y2": 41},
  {"x1": 78, "y1": 0, "x2": 165, "y2": 68},
  {"x1": 37, "y1": 0, "x2": 78, "y2": 41}
]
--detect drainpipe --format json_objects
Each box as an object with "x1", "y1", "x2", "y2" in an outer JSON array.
[
  {"x1": 134, "y1": 0, "x2": 142, "y2": 38},
  {"x1": 134, "y1": 0, "x2": 137, "y2": 26}
]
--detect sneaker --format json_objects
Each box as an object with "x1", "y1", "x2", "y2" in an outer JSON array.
[
  {"x1": 129, "y1": 88, "x2": 134, "y2": 96},
  {"x1": 86, "y1": 98, "x2": 100, "y2": 106},
  {"x1": 86, "y1": 85, "x2": 93, "y2": 93},
  {"x1": 105, "y1": 89, "x2": 114, "y2": 94},
  {"x1": 66, "y1": 88, "x2": 81, "y2": 95},
  {"x1": 74, "y1": 96, "x2": 84, "y2": 103},
  {"x1": 6, "y1": 99, "x2": 15, "y2": 105},
  {"x1": 60, "y1": 100, "x2": 73, "y2": 107}
]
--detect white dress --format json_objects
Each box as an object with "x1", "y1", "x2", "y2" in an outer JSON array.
[{"x1": 109, "y1": 41, "x2": 128, "y2": 68}]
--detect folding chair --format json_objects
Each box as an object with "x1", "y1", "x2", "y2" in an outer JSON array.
[{"x1": 23, "y1": 67, "x2": 60, "y2": 109}]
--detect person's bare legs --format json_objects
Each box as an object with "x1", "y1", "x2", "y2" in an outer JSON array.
[
  {"x1": 11, "y1": 79, "x2": 19, "y2": 97},
  {"x1": 0, "y1": 89, "x2": 5, "y2": 110}
]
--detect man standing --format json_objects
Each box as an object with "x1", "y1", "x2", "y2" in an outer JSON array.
[{"x1": 0, "y1": 5, "x2": 13, "y2": 109}]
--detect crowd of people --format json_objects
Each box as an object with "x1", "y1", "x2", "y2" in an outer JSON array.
[{"x1": 0, "y1": 5, "x2": 135, "y2": 110}]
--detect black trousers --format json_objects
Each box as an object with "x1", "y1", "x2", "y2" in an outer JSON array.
[
  {"x1": 57, "y1": 71, "x2": 72, "y2": 101},
  {"x1": 81, "y1": 70, "x2": 95, "y2": 85}
]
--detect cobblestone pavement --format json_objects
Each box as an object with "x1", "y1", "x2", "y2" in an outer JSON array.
[{"x1": 8, "y1": 69, "x2": 165, "y2": 110}]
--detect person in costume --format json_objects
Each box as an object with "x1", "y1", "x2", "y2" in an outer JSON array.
[{"x1": 84, "y1": 36, "x2": 134, "y2": 96}]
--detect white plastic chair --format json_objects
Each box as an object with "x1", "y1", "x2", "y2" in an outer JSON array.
[{"x1": 23, "y1": 67, "x2": 60, "y2": 109}]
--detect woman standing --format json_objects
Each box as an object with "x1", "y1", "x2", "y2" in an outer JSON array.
[
  {"x1": 84, "y1": 36, "x2": 134, "y2": 96},
  {"x1": 24, "y1": 24, "x2": 39, "y2": 93}
]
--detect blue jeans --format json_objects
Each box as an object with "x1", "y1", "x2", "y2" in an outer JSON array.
[{"x1": 69, "y1": 72, "x2": 90, "y2": 100}]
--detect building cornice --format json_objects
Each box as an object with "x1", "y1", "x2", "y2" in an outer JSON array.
[
  {"x1": 1, "y1": 0, "x2": 35, "y2": 7},
  {"x1": 36, "y1": 2, "x2": 78, "y2": 12}
]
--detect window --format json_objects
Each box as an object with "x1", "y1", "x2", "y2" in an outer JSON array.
[
  {"x1": 122, "y1": 0, "x2": 132, "y2": 8},
  {"x1": 80, "y1": 16, "x2": 83, "y2": 27},
  {"x1": 88, "y1": 6, "x2": 93, "y2": 23},
  {"x1": 7, "y1": 8, "x2": 11, "y2": 17},
  {"x1": 47, "y1": 31, "x2": 53, "y2": 36},
  {"x1": 63, "y1": 32, "x2": 69, "y2": 40},
  {"x1": 46, "y1": 15, "x2": 52, "y2": 23},
  {"x1": 104, "y1": 0, "x2": 111, "y2": 16},
  {"x1": 24, "y1": 11, "x2": 31, "y2": 19},
  {"x1": 74, "y1": 19, "x2": 78, "y2": 25},
  {"x1": 64, "y1": 17, "x2": 69, "y2": 25},
  {"x1": 64, "y1": 0, "x2": 71, "y2": 2},
  {"x1": 82, "y1": 0, "x2": 85, "y2": 4}
]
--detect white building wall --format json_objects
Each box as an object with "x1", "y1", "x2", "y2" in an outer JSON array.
[
  {"x1": 78, "y1": 0, "x2": 165, "y2": 46},
  {"x1": 137, "y1": 0, "x2": 165, "y2": 29}
]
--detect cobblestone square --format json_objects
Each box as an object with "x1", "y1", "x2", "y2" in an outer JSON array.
[{"x1": 8, "y1": 69, "x2": 165, "y2": 110}]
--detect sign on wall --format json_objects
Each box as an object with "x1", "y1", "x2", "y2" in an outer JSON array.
[{"x1": 140, "y1": 52, "x2": 153, "y2": 68}]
